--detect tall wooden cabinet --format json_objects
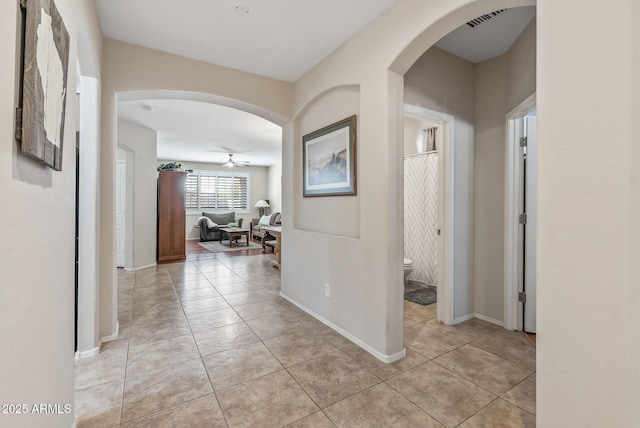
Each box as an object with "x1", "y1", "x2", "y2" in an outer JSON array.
[{"x1": 157, "y1": 171, "x2": 187, "y2": 264}]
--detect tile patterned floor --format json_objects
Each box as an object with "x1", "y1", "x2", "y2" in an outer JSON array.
[{"x1": 75, "y1": 245, "x2": 536, "y2": 427}]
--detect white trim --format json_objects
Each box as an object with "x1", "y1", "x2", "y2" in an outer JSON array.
[
  {"x1": 473, "y1": 313, "x2": 504, "y2": 327},
  {"x1": 504, "y1": 93, "x2": 536, "y2": 331},
  {"x1": 187, "y1": 237, "x2": 201, "y2": 241},
  {"x1": 124, "y1": 263, "x2": 156, "y2": 272},
  {"x1": 453, "y1": 313, "x2": 475, "y2": 324},
  {"x1": 280, "y1": 292, "x2": 406, "y2": 363},
  {"x1": 404, "y1": 104, "x2": 455, "y2": 325},
  {"x1": 74, "y1": 345, "x2": 101, "y2": 361},
  {"x1": 71, "y1": 416, "x2": 78, "y2": 428},
  {"x1": 453, "y1": 313, "x2": 504, "y2": 327},
  {"x1": 74, "y1": 321, "x2": 119, "y2": 360}
]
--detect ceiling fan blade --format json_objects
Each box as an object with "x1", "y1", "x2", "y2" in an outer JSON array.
[{"x1": 218, "y1": 153, "x2": 249, "y2": 167}]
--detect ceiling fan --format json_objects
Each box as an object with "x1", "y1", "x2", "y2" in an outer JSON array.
[{"x1": 222, "y1": 153, "x2": 249, "y2": 167}]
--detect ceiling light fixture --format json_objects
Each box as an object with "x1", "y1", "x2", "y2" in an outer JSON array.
[{"x1": 222, "y1": 153, "x2": 249, "y2": 167}]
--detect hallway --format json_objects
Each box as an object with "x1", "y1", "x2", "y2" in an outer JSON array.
[{"x1": 74, "y1": 245, "x2": 536, "y2": 427}]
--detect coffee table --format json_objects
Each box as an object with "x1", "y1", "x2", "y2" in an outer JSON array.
[{"x1": 218, "y1": 227, "x2": 250, "y2": 248}]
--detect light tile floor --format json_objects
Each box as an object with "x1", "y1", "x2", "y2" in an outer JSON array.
[{"x1": 75, "y1": 246, "x2": 536, "y2": 427}]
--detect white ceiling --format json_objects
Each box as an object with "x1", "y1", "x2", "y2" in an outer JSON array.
[
  {"x1": 118, "y1": 100, "x2": 282, "y2": 166},
  {"x1": 95, "y1": 0, "x2": 397, "y2": 83},
  {"x1": 435, "y1": 6, "x2": 536, "y2": 63},
  {"x1": 107, "y1": 3, "x2": 535, "y2": 167}
]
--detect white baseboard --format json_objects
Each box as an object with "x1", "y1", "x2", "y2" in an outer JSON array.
[
  {"x1": 75, "y1": 321, "x2": 120, "y2": 360},
  {"x1": 453, "y1": 313, "x2": 475, "y2": 324},
  {"x1": 453, "y1": 313, "x2": 504, "y2": 327},
  {"x1": 473, "y1": 313, "x2": 504, "y2": 327},
  {"x1": 187, "y1": 237, "x2": 200, "y2": 241},
  {"x1": 279, "y1": 292, "x2": 406, "y2": 364},
  {"x1": 124, "y1": 263, "x2": 157, "y2": 272},
  {"x1": 74, "y1": 345, "x2": 100, "y2": 361}
]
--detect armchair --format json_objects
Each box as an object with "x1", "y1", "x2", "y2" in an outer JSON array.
[
  {"x1": 197, "y1": 211, "x2": 243, "y2": 242},
  {"x1": 250, "y1": 212, "x2": 281, "y2": 240}
]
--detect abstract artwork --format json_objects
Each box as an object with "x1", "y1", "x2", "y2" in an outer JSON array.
[
  {"x1": 18, "y1": 0, "x2": 70, "y2": 170},
  {"x1": 302, "y1": 115, "x2": 357, "y2": 197}
]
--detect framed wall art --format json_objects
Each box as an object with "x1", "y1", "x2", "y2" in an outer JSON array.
[
  {"x1": 302, "y1": 115, "x2": 357, "y2": 197},
  {"x1": 17, "y1": 0, "x2": 70, "y2": 171}
]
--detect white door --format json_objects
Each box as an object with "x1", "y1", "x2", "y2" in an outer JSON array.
[
  {"x1": 116, "y1": 162, "x2": 126, "y2": 267},
  {"x1": 523, "y1": 114, "x2": 537, "y2": 333}
]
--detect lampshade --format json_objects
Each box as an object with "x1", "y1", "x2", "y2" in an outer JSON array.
[{"x1": 254, "y1": 200, "x2": 270, "y2": 208}]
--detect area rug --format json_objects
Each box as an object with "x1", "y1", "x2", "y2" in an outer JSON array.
[
  {"x1": 197, "y1": 240, "x2": 263, "y2": 253},
  {"x1": 404, "y1": 285, "x2": 437, "y2": 306}
]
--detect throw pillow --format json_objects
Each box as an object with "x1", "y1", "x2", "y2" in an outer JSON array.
[{"x1": 258, "y1": 215, "x2": 272, "y2": 226}]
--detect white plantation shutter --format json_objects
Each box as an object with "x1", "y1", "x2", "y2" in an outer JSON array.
[
  {"x1": 217, "y1": 176, "x2": 233, "y2": 210},
  {"x1": 185, "y1": 174, "x2": 199, "y2": 209},
  {"x1": 199, "y1": 175, "x2": 217, "y2": 209},
  {"x1": 185, "y1": 171, "x2": 249, "y2": 212},
  {"x1": 232, "y1": 175, "x2": 248, "y2": 210}
]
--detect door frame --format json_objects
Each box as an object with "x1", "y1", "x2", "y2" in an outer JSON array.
[
  {"x1": 404, "y1": 104, "x2": 455, "y2": 325},
  {"x1": 116, "y1": 160, "x2": 127, "y2": 268},
  {"x1": 504, "y1": 93, "x2": 536, "y2": 331}
]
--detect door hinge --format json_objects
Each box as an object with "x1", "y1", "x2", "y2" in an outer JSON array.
[
  {"x1": 520, "y1": 137, "x2": 528, "y2": 147},
  {"x1": 518, "y1": 292, "x2": 527, "y2": 303},
  {"x1": 15, "y1": 107, "x2": 22, "y2": 141},
  {"x1": 519, "y1": 213, "x2": 527, "y2": 225}
]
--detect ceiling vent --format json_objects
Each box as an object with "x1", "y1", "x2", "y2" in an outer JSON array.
[{"x1": 466, "y1": 9, "x2": 507, "y2": 28}]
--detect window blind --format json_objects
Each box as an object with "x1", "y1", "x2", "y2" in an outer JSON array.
[{"x1": 185, "y1": 171, "x2": 249, "y2": 212}]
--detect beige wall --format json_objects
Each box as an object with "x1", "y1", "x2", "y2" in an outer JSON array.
[
  {"x1": 0, "y1": 0, "x2": 102, "y2": 426},
  {"x1": 473, "y1": 54, "x2": 508, "y2": 322},
  {"x1": 118, "y1": 120, "x2": 158, "y2": 269},
  {"x1": 295, "y1": 85, "x2": 361, "y2": 238},
  {"x1": 506, "y1": 17, "x2": 536, "y2": 112},
  {"x1": 175, "y1": 160, "x2": 269, "y2": 239},
  {"x1": 537, "y1": 1, "x2": 638, "y2": 425},
  {"x1": 473, "y1": 17, "x2": 535, "y2": 323},
  {"x1": 267, "y1": 162, "x2": 283, "y2": 215}
]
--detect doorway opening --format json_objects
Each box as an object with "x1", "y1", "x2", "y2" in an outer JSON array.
[{"x1": 403, "y1": 105, "x2": 455, "y2": 325}]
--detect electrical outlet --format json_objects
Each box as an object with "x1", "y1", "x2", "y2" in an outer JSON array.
[{"x1": 324, "y1": 283, "x2": 331, "y2": 297}]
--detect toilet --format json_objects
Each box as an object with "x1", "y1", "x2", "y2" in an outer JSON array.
[{"x1": 403, "y1": 258, "x2": 413, "y2": 282}]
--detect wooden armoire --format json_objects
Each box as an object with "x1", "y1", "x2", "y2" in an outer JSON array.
[{"x1": 157, "y1": 170, "x2": 187, "y2": 264}]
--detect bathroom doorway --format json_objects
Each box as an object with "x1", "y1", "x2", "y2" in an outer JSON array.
[{"x1": 403, "y1": 105, "x2": 454, "y2": 325}]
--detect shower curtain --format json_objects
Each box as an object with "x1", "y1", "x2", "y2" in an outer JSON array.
[{"x1": 404, "y1": 152, "x2": 439, "y2": 285}]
